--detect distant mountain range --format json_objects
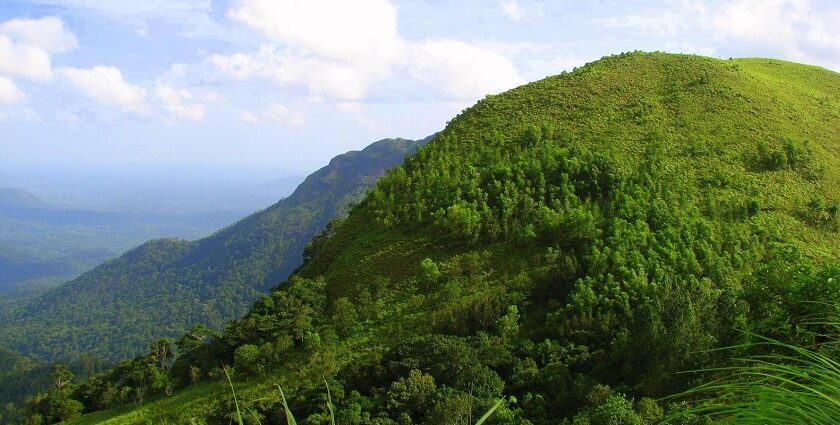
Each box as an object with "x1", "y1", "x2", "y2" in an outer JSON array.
[
  {"x1": 0, "y1": 188, "x2": 50, "y2": 209},
  {"x1": 0, "y1": 136, "x2": 432, "y2": 362}
]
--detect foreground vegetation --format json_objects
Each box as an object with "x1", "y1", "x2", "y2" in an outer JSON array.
[{"x1": 5, "y1": 52, "x2": 840, "y2": 424}]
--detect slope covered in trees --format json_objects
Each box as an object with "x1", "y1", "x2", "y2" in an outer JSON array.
[
  {"x1": 28, "y1": 52, "x2": 840, "y2": 424},
  {"x1": 0, "y1": 137, "x2": 430, "y2": 363}
]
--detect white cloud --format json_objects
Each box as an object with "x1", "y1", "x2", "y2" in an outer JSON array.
[
  {"x1": 211, "y1": 47, "x2": 373, "y2": 100},
  {"x1": 501, "y1": 0, "x2": 523, "y2": 22},
  {"x1": 0, "y1": 17, "x2": 77, "y2": 82},
  {"x1": 409, "y1": 40, "x2": 525, "y2": 100},
  {"x1": 0, "y1": 36, "x2": 54, "y2": 81},
  {"x1": 0, "y1": 76, "x2": 24, "y2": 103},
  {"x1": 228, "y1": 0, "x2": 404, "y2": 67},
  {"x1": 265, "y1": 102, "x2": 305, "y2": 126},
  {"x1": 712, "y1": 0, "x2": 840, "y2": 66},
  {"x1": 239, "y1": 109, "x2": 260, "y2": 123},
  {"x1": 155, "y1": 84, "x2": 205, "y2": 121},
  {"x1": 62, "y1": 66, "x2": 146, "y2": 108},
  {"x1": 214, "y1": 0, "x2": 524, "y2": 102},
  {"x1": 0, "y1": 17, "x2": 77, "y2": 54},
  {"x1": 220, "y1": 0, "x2": 407, "y2": 101}
]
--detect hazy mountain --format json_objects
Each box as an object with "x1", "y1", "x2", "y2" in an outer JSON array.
[{"x1": 0, "y1": 136, "x2": 431, "y2": 362}]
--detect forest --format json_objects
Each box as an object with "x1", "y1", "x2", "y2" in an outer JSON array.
[{"x1": 5, "y1": 52, "x2": 840, "y2": 424}]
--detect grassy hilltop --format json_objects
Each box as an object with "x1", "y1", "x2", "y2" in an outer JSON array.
[{"x1": 30, "y1": 52, "x2": 840, "y2": 424}]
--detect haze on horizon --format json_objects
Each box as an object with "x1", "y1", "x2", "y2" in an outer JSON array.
[{"x1": 1, "y1": 0, "x2": 839, "y2": 183}]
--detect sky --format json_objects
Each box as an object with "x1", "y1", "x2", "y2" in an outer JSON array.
[{"x1": 1, "y1": 0, "x2": 839, "y2": 178}]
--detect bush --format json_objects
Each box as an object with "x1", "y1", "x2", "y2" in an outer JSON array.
[{"x1": 233, "y1": 345, "x2": 262, "y2": 375}]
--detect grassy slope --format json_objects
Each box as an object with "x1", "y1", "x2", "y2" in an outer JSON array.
[{"x1": 69, "y1": 53, "x2": 840, "y2": 423}]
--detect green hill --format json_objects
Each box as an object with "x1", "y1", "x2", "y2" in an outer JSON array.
[
  {"x1": 0, "y1": 137, "x2": 430, "y2": 363},
  {"x1": 24, "y1": 52, "x2": 840, "y2": 424}
]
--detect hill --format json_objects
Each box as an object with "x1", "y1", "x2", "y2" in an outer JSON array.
[
  {"x1": 0, "y1": 137, "x2": 430, "y2": 363},
  {"x1": 0, "y1": 187, "x2": 257, "y2": 301},
  {"x1": 0, "y1": 188, "x2": 50, "y2": 209},
  {"x1": 23, "y1": 52, "x2": 840, "y2": 424}
]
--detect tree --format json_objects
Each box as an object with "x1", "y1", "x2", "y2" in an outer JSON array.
[
  {"x1": 332, "y1": 297, "x2": 358, "y2": 337},
  {"x1": 149, "y1": 339, "x2": 173, "y2": 371},
  {"x1": 386, "y1": 370, "x2": 437, "y2": 418},
  {"x1": 418, "y1": 258, "x2": 441, "y2": 291},
  {"x1": 495, "y1": 305, "x2": 520, "y2": 342},
  {"x1": 175, "y1": 324, "x2": 214, "y2": 354},
  {"x1": 49, "y1": 365, "x2": 73, "y2": 391},
  {"x1": 234, "y1": 344, "x2": 262, "y2": 375},
  {"x1": 443, "y1": 201, "x2": 482, "y2": 242},
  {"x1": 27, "y1": 390, "x2": 83, "y2": 424}
]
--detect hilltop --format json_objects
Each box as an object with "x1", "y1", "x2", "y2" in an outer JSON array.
[
  {"x1": 25, "y1": 52, "x2": 840, "y2": 424},
  {"x1": 0, "y1": 137, "x2": 430, "y2": 363}
]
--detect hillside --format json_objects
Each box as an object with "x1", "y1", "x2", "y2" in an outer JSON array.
[
  {"x1": 0, "y1": 189, "x2": 256, "y2": 304},
  {"x1": 0, "y1": 188, "x2": 50, "y2": 209},
  {"x1": 27, "y1": 52, "x2": 840, "y2": 424},
  {"x1": 0, "y1": 137, "x2": 430, "y2": 363}
]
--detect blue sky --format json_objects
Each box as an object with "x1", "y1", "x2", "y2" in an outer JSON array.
[{"x1": 1, "y1": 0, "x2": 839, "y2": 177}]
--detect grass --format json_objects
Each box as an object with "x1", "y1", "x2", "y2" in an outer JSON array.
[
  {"x1": 223, "y1": 368, "x2": 504, "y2": 425},
  {"x1": 668, "y1": 324, "x2": 840, "y2": 424}
]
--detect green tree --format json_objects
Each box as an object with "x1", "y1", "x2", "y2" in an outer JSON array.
[
  {"x1": 418, "y1": 258, "x2": 441, "y2": 291},
  {"x1": 233, "y1": 344, "x2": 262, "y2": 375}
]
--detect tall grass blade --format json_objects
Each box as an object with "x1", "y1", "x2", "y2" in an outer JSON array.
[
  {"x1": 246, "y1": 406, "x2": 263, "y2": 425},
  {"x1": 277, "y1": 384, "x2": 298, "y2": 425},
  {"x1": 474, "y1": 399, "x2": 504, "y2": 425},
  {"x1": 668, "y1": 324, "x2": 840, "y2": 424},
  {"x1": 324, "y1": 379, "x2": 336, "y2": 425},
  {"x1": 223, "y1": 367, "x2": 245, "y2": 425}
]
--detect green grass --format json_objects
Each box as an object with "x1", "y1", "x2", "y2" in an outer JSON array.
[
  {"x1": 669, "y1": 326, "x2": 840, "y2": 424},
  {"x1": 222, "y1": 375, "x2": 503, "y2": 425}
]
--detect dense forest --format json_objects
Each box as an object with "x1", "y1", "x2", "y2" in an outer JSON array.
[{"x1": 7, "y1": 52, "x2": 840, "y2": 424}]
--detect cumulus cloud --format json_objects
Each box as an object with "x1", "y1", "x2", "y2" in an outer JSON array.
[
  {"x1": 410, "y1": 40, "x2": 525, "y2": 100},
  {"x1": 220, "y1": 0, "x2": 405, "y2": 101},
  {"x1": 0, "y1": 17, "x2": 76, "y2": 82},
  {"x1": 211, "y1": 46, "x2": 373, "y2": 100},
  {"x1": 217, "y1": 0, "x2": 524, "y2": 102},
  {"x1": 155, "y1": 84, "x2": 205, "y2": 121},
  {"x1": 0, "y1": 17, "x2": 78, "y2": 54},
  {"x1": 713, "y1": 0, "x2": 840, "y2": 65},
  {"x1": 62, "y1": 66, "x2": 146, "y2": 108},
  {"x1": 0, "y1": 76, "x2": 24, "y2": 103},
  {"x1": 0, "y1": 37, "x2": 52, "y2": 81},
  {"x1": 599, "y1": 0, "x2": 840, "y2": 69},
  {"x1": 229, "y1": 0, "x2": 404, "y2": 66}
]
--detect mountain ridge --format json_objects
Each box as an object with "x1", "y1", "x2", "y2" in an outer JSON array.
[{"x1": 0, "y1": 136, "x2": 432, "y2": 362}]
